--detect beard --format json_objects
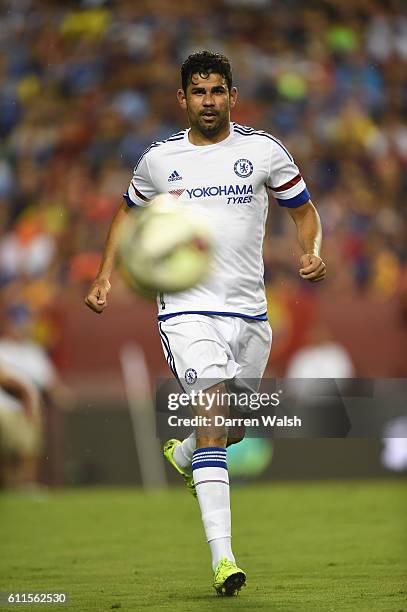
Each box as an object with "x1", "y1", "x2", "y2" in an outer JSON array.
[{"x1": 192, "y1": 111, "x2": 229, "y2": 138}]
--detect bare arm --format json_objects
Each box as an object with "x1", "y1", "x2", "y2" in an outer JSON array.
[
  {"x1": 287, "y1": 200, "x2": 326, "y2": 282},
  {"x1": 85, "y1": 201, "x2": 132, "y2": 313}
]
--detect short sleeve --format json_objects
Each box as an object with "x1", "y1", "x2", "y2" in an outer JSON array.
[
  {"x1": 266, "y1": 140, "x2": 311, "y2": 208},
  {"x1": 123, "y1": 151, "x2": 158, "y2": 208}
]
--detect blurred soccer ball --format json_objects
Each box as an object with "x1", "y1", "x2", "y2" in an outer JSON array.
[{"x1": 118, "y1": 194, "x2": 213, "y2": 296}]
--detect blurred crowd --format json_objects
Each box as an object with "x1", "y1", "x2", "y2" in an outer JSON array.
[
  {"x1": 0, "y1": 0, "x2": 406, "y2": 486},
  {"x1": 0, "y1": 0, "x2": 406, "y2": 354}
]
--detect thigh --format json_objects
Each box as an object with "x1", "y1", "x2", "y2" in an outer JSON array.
[
  {"x1": 227, "y1": 319, "x2": 272, "y2": 405},
  {"x1": 236, "y1": 319, "x2": 272, "y2": 381},
  {"x1": 158, "y1": 315, "x2": 239, "y2": 392}
]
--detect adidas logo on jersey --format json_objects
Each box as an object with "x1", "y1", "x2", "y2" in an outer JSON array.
[{"x1": 168, "y1": 170, "x2": 182, "y2": 182}]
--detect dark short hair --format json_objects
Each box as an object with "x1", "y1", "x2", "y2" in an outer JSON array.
[{"x1": 181, "y1": 51, "x2": 233, "y2": 93}]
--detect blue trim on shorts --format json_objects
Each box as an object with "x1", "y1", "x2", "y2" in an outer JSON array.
[
  {"x1": 123, "y1": 192, "x2": 138, "y2": 207},
  {"x1": 157, "y1": 310, "x2": 268, "y2": 322},
  {"x1": 158, "y1": 322, "x2": 180, "y2": 380}
]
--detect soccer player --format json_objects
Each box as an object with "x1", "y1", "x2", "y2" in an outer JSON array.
[{"x1": 85, "y1": 51, "x2": 325, "y2": 596}]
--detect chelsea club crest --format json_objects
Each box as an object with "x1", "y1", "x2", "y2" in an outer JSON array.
[
  {"x1": 185, "y1": 368, "x2": 198, "y2": 385},
  {"x1": 234, "y1": 158, "x2": 253, "y2": 178}
]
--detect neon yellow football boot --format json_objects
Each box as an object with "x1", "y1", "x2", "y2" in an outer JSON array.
[
  {"x1": 163, "y1": 439, "x2": 196, "y2": 498},
  {"x1": 213, "y1": 557, "x2": 246, "y2": 596}
]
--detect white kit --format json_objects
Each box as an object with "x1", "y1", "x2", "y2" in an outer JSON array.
[{"x1": 124, "y1": 122, "x2": 310, "y2": 321}]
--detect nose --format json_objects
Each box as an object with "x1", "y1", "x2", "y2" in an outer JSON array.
[{"x1": 202, "y1": 92, "x2": 215, "y2": 106}]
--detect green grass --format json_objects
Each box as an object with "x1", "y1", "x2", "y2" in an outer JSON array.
[{"x1": 0, "y1": 480, "x2": 406, "y2": 611}]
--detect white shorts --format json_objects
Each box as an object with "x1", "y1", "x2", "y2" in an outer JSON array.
[{"x1": 158, "y1": 314, "x2": 272, "y2": 397}]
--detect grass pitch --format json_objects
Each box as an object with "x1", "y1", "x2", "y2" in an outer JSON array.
[{"x1": 0, "y1": 480, "x2": 405, "y2": 611}]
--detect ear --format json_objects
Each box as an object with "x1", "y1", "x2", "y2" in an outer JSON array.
[
  {"x1": 177, "y1": 88, "x2": 187, "y2": 110},
  {"x1": 229, "y1": 87, "x2": 238, "y2": 110}
]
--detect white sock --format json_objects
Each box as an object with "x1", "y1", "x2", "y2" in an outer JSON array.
[
  {"x1": 192, "y1": 447, "x2": 235, "y2": 571},
  {"x1": 173, "y1": 432, "x2": 196, "y2": 471},
  {"x1": 209, "y1": 537, "x2": 235, "y2": 570}
]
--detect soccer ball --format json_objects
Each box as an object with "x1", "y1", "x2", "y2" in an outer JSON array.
[{"x1": 117, "y1": 194, "x2": 213, "y2": 296}]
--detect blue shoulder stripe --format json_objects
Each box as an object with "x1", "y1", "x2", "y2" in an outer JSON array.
[
  {"x1": 233, "y1": 123, "x2": 254, "y2": 132},
  {"x1": 134, "y1": 142, "x2": 163, "y2": 172},
  {"x1": 233, "y1": 125, "x2": 293, "y2": 161},
  {"x1": 133, "y1": 131, "x2": 186, "y2": 171},
  {"x1": 167, "y1": 129, "x2": 186, "y2": 139}
]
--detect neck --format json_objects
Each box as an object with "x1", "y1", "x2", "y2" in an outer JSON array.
[{"x1": 188, "y1": 122, "x2": 231, "y2": 146}]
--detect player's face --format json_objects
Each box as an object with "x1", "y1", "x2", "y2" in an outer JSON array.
[{"x1": 177, "y1": 72, "x2": 237, "y2": 139}]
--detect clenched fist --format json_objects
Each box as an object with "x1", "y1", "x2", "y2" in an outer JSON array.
[
  {"x1": 299, "y1": 254, "x2": 326, "y2": 282},
  {"x1": 85, "y1": 278, "x2": 111, "y2": 314}
]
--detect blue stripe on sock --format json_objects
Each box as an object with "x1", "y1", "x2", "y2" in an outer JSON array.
[
  {"x1": 192, "y1": 460, "x2": 227, "y2": 466},
  {"x1": 192, "y1": 454, "x2": 226, "y2": 459},
  {"x1": 192, "y1": 453, "x2": 226, "y2": 461},
  {"x1": 191, "y1": 457, "x2": 226, "y2": 467},
  {"x1": 193, "y1": 451, "x2": 226, "y2": 458},
  {"x1": 192, "y1": 447, "x2": 227, "y2": 471},
  {"x1": 192, "y1": 461, "x2": 227, "y2": 471},
  {"x1": 192, "y1": 455, "x2": 226, "y2": 461}
]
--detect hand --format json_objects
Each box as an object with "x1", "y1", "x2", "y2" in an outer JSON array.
[
  {"x1": 85, "y1": 278, "x2": 111, "y2": 313},
  {"x1": 299, "y1": 254, "x2": 326, "y2": 282}
]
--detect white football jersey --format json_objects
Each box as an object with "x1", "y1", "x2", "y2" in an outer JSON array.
[{"x1": 124, "y1": 122, "x2": 310, "y2": 321}]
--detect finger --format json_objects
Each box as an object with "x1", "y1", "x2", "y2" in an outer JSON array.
[
  {"x1": 309, "y1": 268, "x2": 327, "y2": 282},
  {"x1": 301, "y1": 272, "x2": 325, "y2": 281},
  {"x1": 300, "y1": 259, "x2": 324, "y2": 274},
  {"x1": 310, "y1": 272, "x2": 326, "y2": 282},
  {"x1": 85, "y1": 294, "x2": 97, "y2": 306},
  {"x1": 85, "y1": 296, "x2": 104, "y2": 313},
  {"x1": 96, "y1": 286, "x2": 109, "y2": 304},
  {"x1": 301, "y1": 260, "x2": 325, "y2": 273},
  {"x1": 300, "y1": 263, "x2": 326, "y2": 279},
  {"x1": 300, "y1": 263, "x2": 320, "y2": 274},
  {"x1": 300, "y1": 266, "x2": 318, "y2": 275},
  {"x1": 300, "y1": 268, "x2": 323, "y2": 279}
]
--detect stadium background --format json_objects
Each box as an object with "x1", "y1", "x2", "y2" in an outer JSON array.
[
  {"x1": 0, "y1": 2, "x2": 406, "y2": 610},
  {"x1": 0, "y1": 0, "x2": 406, "y2": 486}
]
